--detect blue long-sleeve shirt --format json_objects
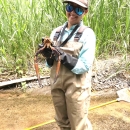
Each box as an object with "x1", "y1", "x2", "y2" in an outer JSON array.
[{"x1": 49, "y1": 21, "x2": 96, "y2": 74}]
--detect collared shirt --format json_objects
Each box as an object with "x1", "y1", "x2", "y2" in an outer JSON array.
[{"x1": 49, "y1": 21, "x2": 96, "y2": 74}]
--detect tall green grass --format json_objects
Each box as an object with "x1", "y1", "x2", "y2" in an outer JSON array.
[
  {"x1": 0, "y1": 0, "x2": 65, "y2": 74},
  {"x1": 87, "y1": 0, "x2": 130, "y2": 56},
  {"x1": 0, "y1": 0, "x2": 129, "y2": 75}
]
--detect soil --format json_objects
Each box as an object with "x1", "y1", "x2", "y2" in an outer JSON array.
[
  {"x1": 0, "y1": 55, "x2": 130, "y2": 130},
  {"x1": 0, "y1": 88, "x2": 130, "y2": 130}
]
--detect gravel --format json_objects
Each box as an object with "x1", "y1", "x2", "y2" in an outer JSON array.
[{"x1": 1, "y1": 56, "x2": 130, "y2": 95}]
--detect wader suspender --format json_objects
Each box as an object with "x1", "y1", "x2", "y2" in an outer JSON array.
[
  {"x1": 53, "y1": 24, "x2": 88, "y2": 46},
  {"x1": 74, "y1": 25, "x2": 88, "y2": 42}
]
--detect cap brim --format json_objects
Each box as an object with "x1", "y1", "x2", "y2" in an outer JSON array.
[{"x1": 63, "y1": 0, "x2": 87, "y2": 8}]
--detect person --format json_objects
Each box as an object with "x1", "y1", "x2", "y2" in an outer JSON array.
[{"x1": 40, "y1": 0, "x2": 96, "y2": 129}]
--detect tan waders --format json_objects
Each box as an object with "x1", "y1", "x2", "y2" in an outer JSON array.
[{"x1": 50, "y1": 42, "x2": 92, "y2": 130}]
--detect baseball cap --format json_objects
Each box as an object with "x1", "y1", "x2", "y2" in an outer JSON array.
[{"x1": 63, "y1": 0, "x2": 88, "y2": 8}]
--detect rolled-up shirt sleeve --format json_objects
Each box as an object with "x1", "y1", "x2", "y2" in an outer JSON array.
[{"x1": 71, "y1": 28, "x2": 96, "y2": 74}]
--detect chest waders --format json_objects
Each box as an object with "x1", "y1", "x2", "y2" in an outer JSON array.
[{"x1": 50, "y1": 24, "x2": 93, "y2": 130}]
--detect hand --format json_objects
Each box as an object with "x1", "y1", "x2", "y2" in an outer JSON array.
[{"x1": 52, "y1": 46, "x2": 78, "y2": 70}]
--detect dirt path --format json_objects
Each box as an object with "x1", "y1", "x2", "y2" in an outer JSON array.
[
  {"x1": 0, "y1": 55, "x2": 130, "y2": 130},
  {"x1": 0, "y1": 88, "x2": 130, "y2": 130}
]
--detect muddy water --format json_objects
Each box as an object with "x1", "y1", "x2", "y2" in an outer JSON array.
[{"x1": 0, "y1": 88, "x2": 130, "y2": 130}]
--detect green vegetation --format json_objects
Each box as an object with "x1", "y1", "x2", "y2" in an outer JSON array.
[
  {"x1": 0, "y1": 0, "x2": 130, "y2": 76},
  {"x1": 88, "y1": 0, "x2": 130, "y2": 57}
]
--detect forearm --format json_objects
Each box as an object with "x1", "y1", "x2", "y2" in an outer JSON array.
[
  {"x1": 72, "y1": 48, "x2": 95, "y2": 74},
  {"x1": 60, "y1": 53, "x2": 78, "y2": 70}
]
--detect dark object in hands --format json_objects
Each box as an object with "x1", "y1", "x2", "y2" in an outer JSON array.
[
  {"x1": 36, "y1": 37, "x2": 53, "y2": 58},
  {"x1": 52, "y1": 47, "x2": 78, "y2": 70},
  {"x1": 38, "y1": 44, "x2": 52, "y2": 58},
  {"x1": 34, "y1": 37, "x2": 61, "y2": 85},
  {"x1": 38, "y1": 39, "x2": 54, "y2": 66}
]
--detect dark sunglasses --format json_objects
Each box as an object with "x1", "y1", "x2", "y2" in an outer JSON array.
[{"x1": 66, "y1": 4, "x2": 84, "y2": 16}]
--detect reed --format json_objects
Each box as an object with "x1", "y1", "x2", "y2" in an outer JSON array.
[
  {"x1": 86, "y1": 0, "x2": 130, "y2": 57},
  {"x1": 0, "y1": 0, "x2": 129, "y2": 74}
]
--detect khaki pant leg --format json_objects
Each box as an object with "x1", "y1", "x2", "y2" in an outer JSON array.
[
  {"x1": 51, "y1": 88, "x2": 71, "y2": 130},
  {"x1": 66, "y1": 87, "x2": 92, "y2": 130}
]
